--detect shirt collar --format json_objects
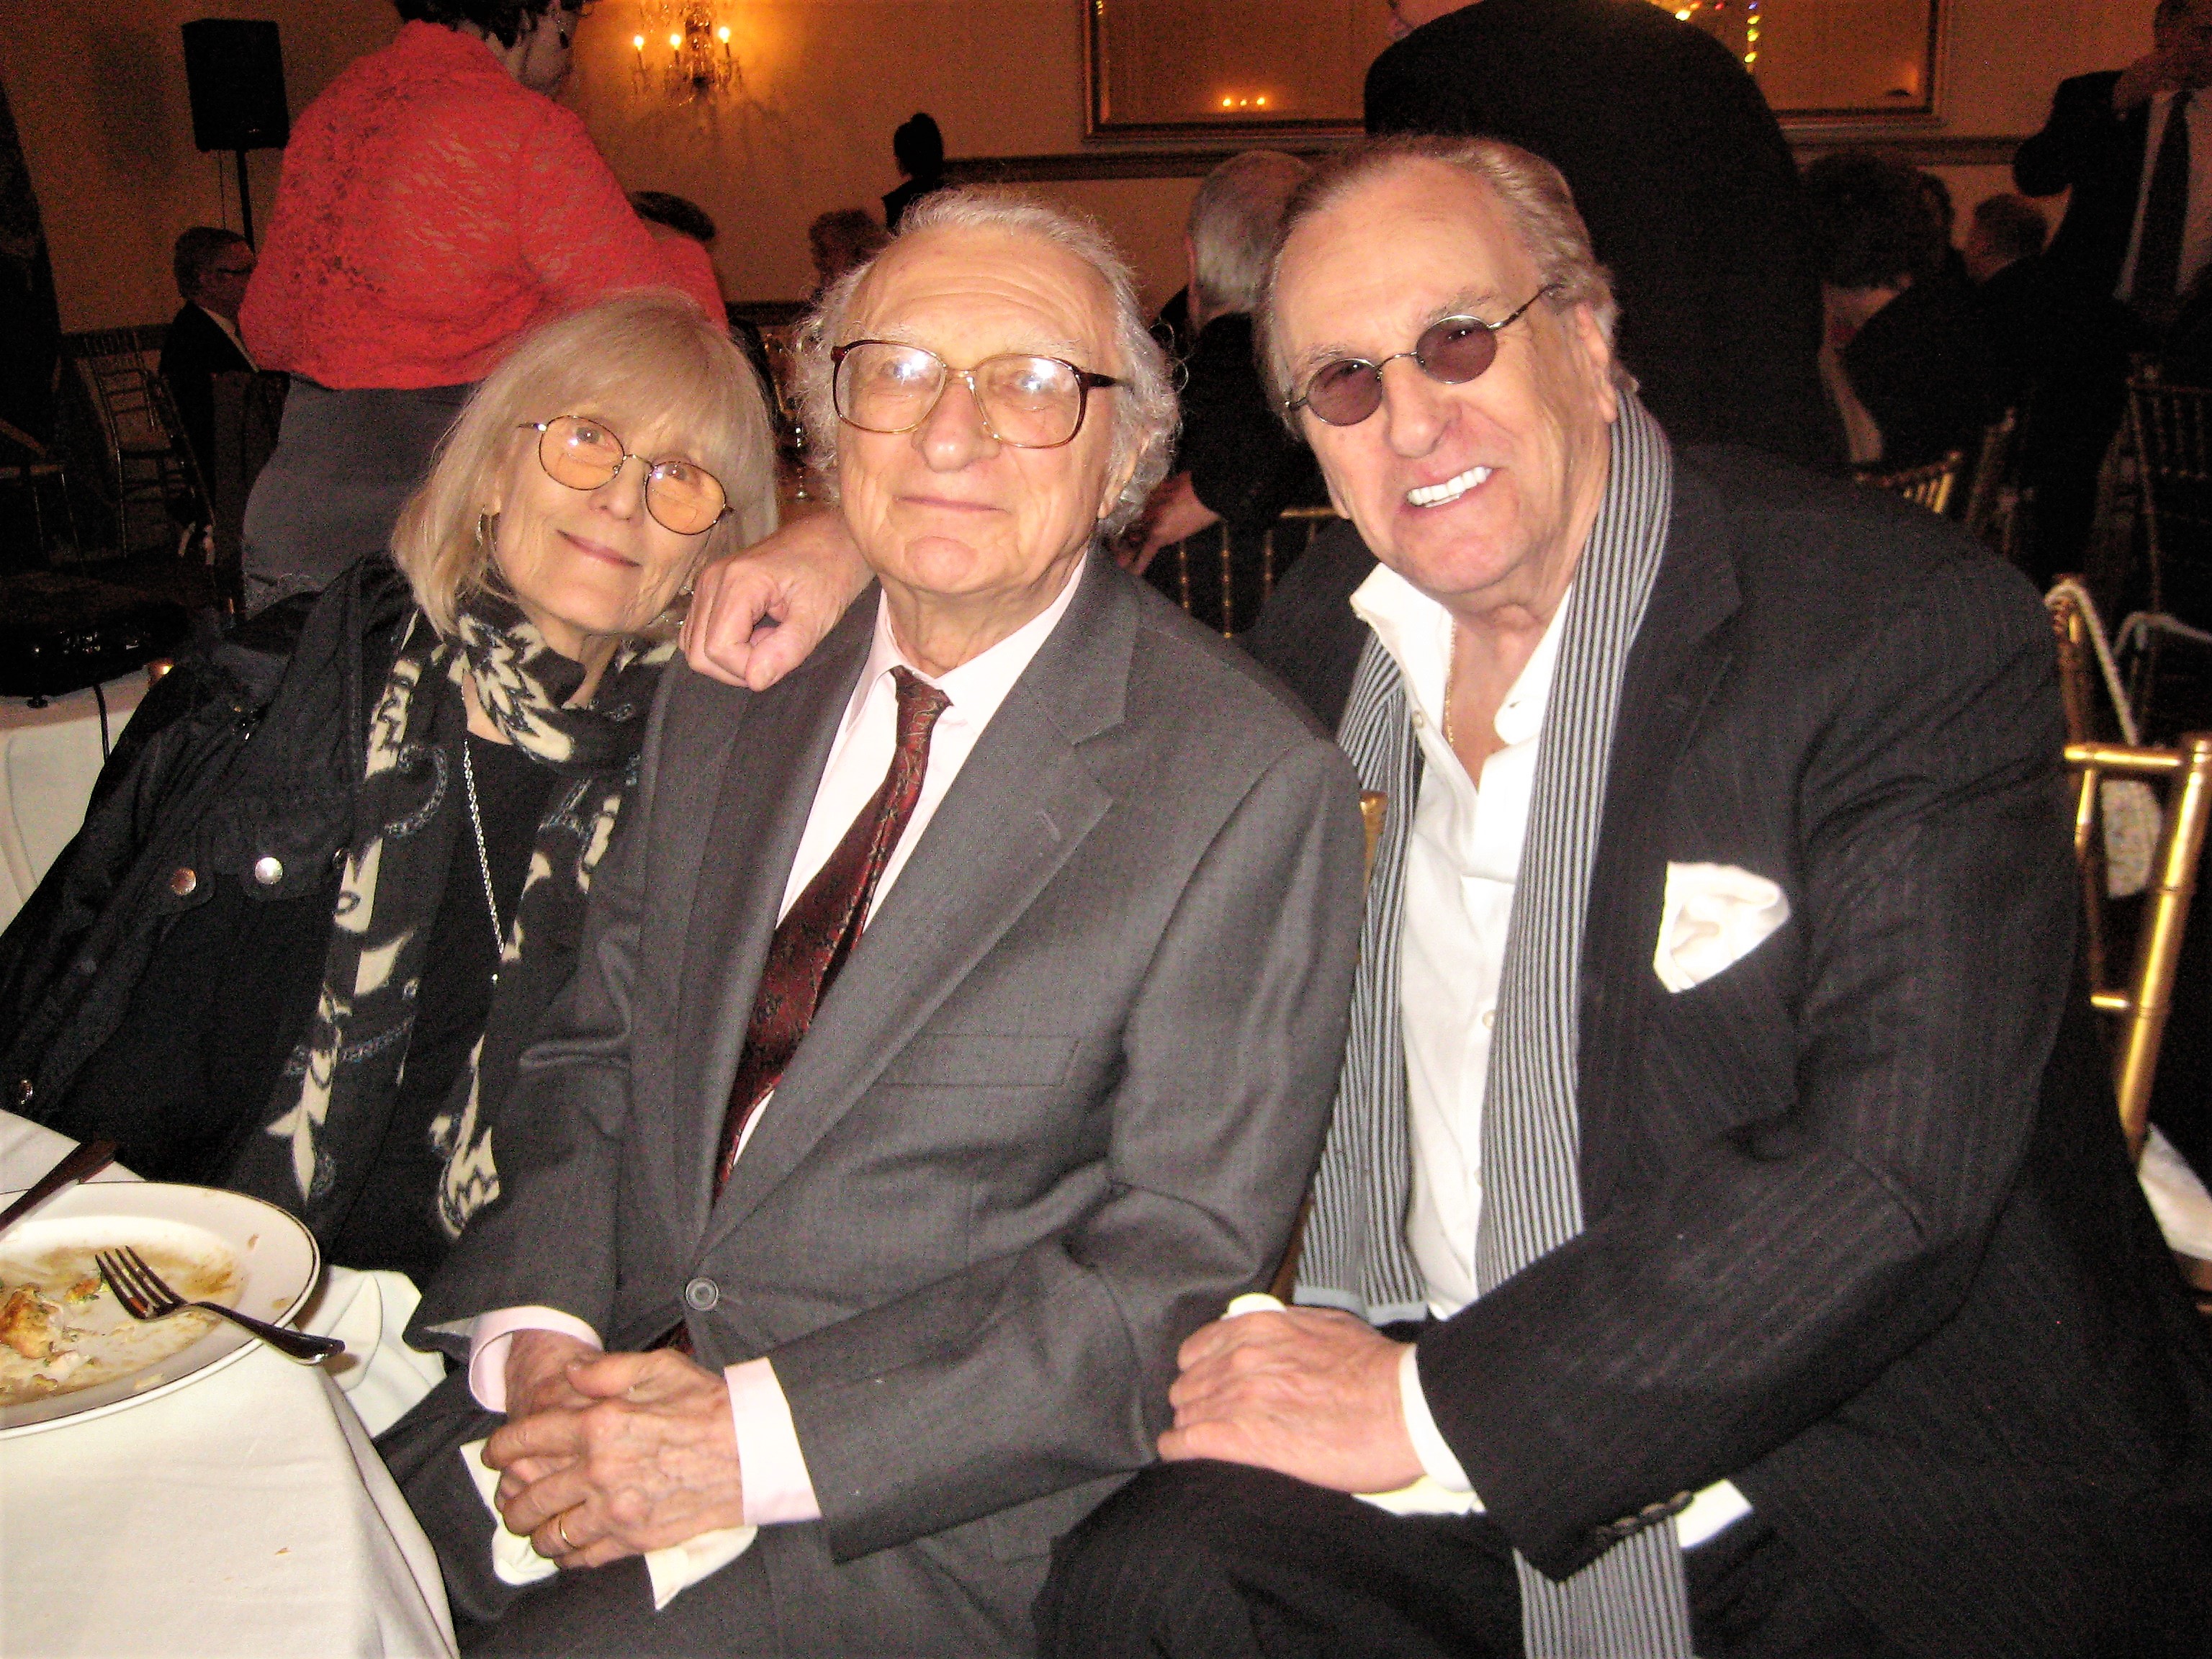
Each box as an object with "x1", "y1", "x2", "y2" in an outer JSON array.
[
  {"x1": 845, "y1": 554, "x2": 1088, "y2": 738},
  {"x1": 1350, "y1": 561, "x2": 1572, "y2": 750}
]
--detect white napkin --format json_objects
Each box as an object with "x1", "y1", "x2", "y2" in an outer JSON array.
[
  {"x1": 295, "y1": 1266, "x2": 448, "y2": 1437},
  {"x1": 460, "y1": 1438, "x2": 756, "y2": 1610},
  {"x1": 1652, "y1": 862, "x2": 1790, "y2": 994},
  {"x1": 2141, "y1": 1125, "x2": 2212, "y2": 1260}
]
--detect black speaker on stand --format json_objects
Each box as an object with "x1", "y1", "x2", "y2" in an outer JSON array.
[{"x1": 181, "y1": 19, "x2": 289, "y2": 245}]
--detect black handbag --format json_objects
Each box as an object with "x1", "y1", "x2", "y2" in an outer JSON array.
[{"x1": 0, "y1": 570, "x2": 188, "y2": 701}]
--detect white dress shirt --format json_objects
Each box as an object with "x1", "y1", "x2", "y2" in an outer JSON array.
[
  {"x1": 468, "y1": 559, "x2": 1088, "y2": 1528},
  {"x1": 2118, "y1": 88, "x2": 2212, "y2": 304},
  {"x1": 1352, "y1": 561, "x2": 1750, "y2": 1548}
]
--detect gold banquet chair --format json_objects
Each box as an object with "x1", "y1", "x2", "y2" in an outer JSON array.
[
  {"x1": 2049, "y1": 589, "x2": 2212, "y2": 1161},
  {"x1": 1161, "y1": 505, "x2": 1341, "y2": 638},
  {"x1": 1863, "y1": 449, "x2": 1966, "y2": 517}
]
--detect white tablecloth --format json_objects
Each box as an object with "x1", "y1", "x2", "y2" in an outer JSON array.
[
  {"x1": 0, "y1": 675, "x2": 150, "y2": 932},
  {"x1": 0, "y1": 1112, "x2": 457, "y2": 1658}
]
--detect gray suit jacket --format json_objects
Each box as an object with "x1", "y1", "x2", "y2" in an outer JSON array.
[{"x1": 393, "y1": 554, "x2": 1367, "y2": 1651}]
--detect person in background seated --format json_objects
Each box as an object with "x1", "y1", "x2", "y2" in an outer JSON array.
[
  {"x1": 1126, "y1": 152, "x2": 1328, "y2": 633},
  {"x1": 379, "y1": 187, "x2": 1365, "y2": 1658},
  {"x1": 806, "y1": 208, "x2": 891, "y2": 302},
  {"x1": 1804, "y1": 150, "x2": 1997, "y2": 471},
  {"x1": 237, "y1": 0, "x2": 724, "y2": 615},
  {"x1": 881, "y1": 112, "x2": 949, "y2": 230},
  {"x1": 158, "y1": 227, "x2": 256, "y2": 481},
  {"x1": 0, "y1": 293, "x2": 777, "y2": 1288}
]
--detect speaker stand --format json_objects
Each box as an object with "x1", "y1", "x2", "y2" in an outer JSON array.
[{"x1": 234, "y1": 149, "x2": 255, "y2": 246}]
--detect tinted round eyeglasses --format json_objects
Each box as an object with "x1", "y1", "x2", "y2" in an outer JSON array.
[
  {"x1": 1285, "y1": 284, "x2": 1560, "y2": 427},
  {"x1": 830, "y1": 341, "x2": 1125, "y2": 449},
  {"x1": 520, "y1": 416, "x2": 730, "y2": 536}
]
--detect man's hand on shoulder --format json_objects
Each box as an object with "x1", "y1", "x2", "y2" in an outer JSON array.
[
  {"x1": 485, "y1": 1348, "x2": 746, "y2": 1569},
  {"x1": 680, "y1": 508, "x2": 871, "y2": 689},
  {"x1": 1159, "y1": 1307, "x2": 1425, "y2": 1494}
]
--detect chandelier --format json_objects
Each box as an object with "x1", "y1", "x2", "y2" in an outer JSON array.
[{"x1": 632, "y1": 3, "x2": 742, "y2": 103}]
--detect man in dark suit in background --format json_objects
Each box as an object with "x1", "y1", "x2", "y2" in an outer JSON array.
[
  {"x1": 2016, "y1": 0, "x2": 2212, "y2": 332},
  {"x1": 158, "y1": 227, "x2": 256, "y2": 480},
  {"x1": 1038, "y1": 135, "x2": 2212, "y2": 1659},
  {"x1": 2013, "y1": 0, "x2": 2212, "y2": 570},
  {"x1": 1364, "y1": 0, "x2": 1837, "y2": 471}
]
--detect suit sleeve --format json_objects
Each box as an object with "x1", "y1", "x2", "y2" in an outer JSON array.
[
  {"x1": 403, "y1": 673, "x2": 675, "y2": 1352},
  {"x1": 1418, "y1": 557, "x2": 2077, "y2": 1575},
  {"x1": 2015, "y1": 74, "x2": 2122, "y2": 197},
  {"x1": 765, "y1": 737, "x2": 1368, "y2": 1562}
]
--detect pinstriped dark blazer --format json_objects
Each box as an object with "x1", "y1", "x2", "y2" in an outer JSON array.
[{"x1": 1250, "y1": 444, "x2": 2212, "y2": 1657}]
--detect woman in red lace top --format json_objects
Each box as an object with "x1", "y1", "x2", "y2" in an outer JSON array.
[{"x1": 238, "y1": 1, "x2": 724, "y2": 613}]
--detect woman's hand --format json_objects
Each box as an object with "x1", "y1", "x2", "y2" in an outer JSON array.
[{"x1": 681, "y1": 510, "x2": 871, "y2": 690}]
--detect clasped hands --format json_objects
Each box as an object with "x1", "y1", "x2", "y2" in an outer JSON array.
[
  {"x1": 1158, "y1": 1305, "x2": 1426, "y2": 1494},
  {"x1": 485, "y1": 1331, "x2": 747, "y2": 1570}
]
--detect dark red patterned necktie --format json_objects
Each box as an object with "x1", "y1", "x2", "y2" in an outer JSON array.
[{"x1": 711, "y1": 665, "x2": 952, "y2": 1195}]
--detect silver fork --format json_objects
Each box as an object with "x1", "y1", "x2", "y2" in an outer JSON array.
[{"x1": 96, "y1": 1246, "x2": 342, "y2": 1364}]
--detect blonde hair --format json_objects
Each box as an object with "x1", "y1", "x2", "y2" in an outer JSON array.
[
  {"x1": 391, "y1": 289, "x2": 780, "y2": 637},
  {"x1": 789, "y1": 188, "x2": 1177, "y2": 540},
  {"x1": 1256, "y1": 135, "x2": 1632, "y2": 421}
]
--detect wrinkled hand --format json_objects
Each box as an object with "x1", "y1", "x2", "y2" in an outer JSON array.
[
  {"x1": 485, "y1": 1349, "x2": 746, "y2": 1570},
  {"x1": 680, "y1": 509, "x2": 871, "y2": 689},
  {"x1": 1159, "y1": 1307, "x2": 1425, "y2": 1495},
  {"x1": 1118, "y1": 472, "x2": 1220, "y2": 575},
  {"x1": 490, "y1": 1328, "x2": 599, "y2": 1493}
]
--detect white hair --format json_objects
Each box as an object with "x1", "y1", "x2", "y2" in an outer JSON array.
[
  {"x1": 788, "y1": 188, "x2": 1178, "y2": 539},
  {"x1": 1188, "y1": 151, "x2": 1311, "y2": 320}
]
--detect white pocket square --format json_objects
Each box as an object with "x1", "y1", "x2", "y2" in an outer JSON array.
[{"x1": 1653, "y1": 863, "x2": 1790, "y2": 994}]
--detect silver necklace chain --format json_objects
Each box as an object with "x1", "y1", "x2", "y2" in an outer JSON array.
[{"x1": 459, "y1": 739, "x2": 506, "y2": 978}]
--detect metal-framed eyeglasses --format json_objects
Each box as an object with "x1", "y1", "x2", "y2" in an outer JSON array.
[
  {"x1": 518, "y1": 416, "x2": 730, "y2": 536},
  {"x1": 830, "y1": 341, "x2": 1125, "y2": 450},
  {"x1": 1285, "y1": 285, "x2": 1560, "y2": 427}
]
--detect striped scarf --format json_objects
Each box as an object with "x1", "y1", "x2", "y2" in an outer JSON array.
[
  {"x1": 231, "y1": 591, "x2": 668, "y2": 1247},
  {"x1": 1301, "y1": 397, "x2": 1692, "y2": 1658}
]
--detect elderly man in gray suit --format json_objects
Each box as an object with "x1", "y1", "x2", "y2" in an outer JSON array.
[{"x1": 380, "y1": 189, "x2": 1367, "y2": 1657}]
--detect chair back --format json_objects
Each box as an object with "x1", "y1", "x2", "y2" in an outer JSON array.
[
  {"x1": 1962, "y1": 408, "x2": 2023, "y2": 559},
  {"x1": 68, "y1": 328, "x2": 175, "y2": 464},
  {"x1": 1863, "y1": 450, "x2": 1965, "y2": 516},
  {"x1": 2052, "y1": 588, "x2": 2212, "y2": 1158},
  {"x1": 1161, "y1": 505, "x2": 1339, "y2": 637},
  {"x1": 2126, "y1": 369, "x2": 2212, "y2": 627}
]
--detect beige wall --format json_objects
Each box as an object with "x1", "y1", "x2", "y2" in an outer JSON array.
[{"x1": 0, "y1": 0, "x2": 2169, "y2": 332}]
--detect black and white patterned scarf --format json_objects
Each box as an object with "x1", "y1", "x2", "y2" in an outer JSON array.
[
  {"x1": 237, "y1": 588, "x2": 669, "y2": 1246},
  {"x1": 1300, "y1": 397, "x2": 1691, "y2": 1658}
]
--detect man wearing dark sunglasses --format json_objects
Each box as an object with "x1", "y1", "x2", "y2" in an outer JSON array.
[{"x1": 1038, "y1": 135, "x2": 2212, "y2": 1659}]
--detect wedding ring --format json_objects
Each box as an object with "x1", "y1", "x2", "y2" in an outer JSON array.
[{"x1": 556, "y1": 1512, "x2": 577, "y2": 1552}]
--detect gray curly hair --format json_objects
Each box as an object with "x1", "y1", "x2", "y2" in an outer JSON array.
[{"x1": 788, "y1": 188, "x2": 1178, "y2": 539}]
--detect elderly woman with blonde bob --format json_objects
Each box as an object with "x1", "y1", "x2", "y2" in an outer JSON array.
[{"x1": 0, "y1": 291, "x2": 778, "y2": 1285}]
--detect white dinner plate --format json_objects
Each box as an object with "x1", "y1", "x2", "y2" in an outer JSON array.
[{"x1": 0, "y1": 1182, "x2": 320, "y2": 1437}]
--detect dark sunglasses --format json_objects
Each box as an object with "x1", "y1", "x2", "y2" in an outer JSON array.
[{"x1": 1285, "y1": 285, "x2": 1560, "y2": 427}]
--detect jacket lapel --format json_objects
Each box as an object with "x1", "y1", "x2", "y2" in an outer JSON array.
[
  {"x1": 673, "y1": 597, "x2": 878, "y2": 1235},
  {"x1": 1575, "y1": 462, "x2": 1741, "y2": 1219},
  {"x1": 698, "y1": 554, "x2": 1133, "y2": 1251}
]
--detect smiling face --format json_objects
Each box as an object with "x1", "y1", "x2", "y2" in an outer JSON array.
[
  {"x1": 833, "y1": 225, "x2": 1135, "y2": 652},
  {"x1": 1273, "y1": 158, "x2": 1618, "y2": 622},
  {"x1": 482, "y1": 416, "x2": 706, "y2": 667}
]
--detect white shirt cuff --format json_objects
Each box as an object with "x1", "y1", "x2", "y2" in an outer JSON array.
[
  {"x1": 465, "y1": 1306, "x2": 603, "y2": 1412},
  {"x1": 726, "y1": 1357, "x2": 822, "y2": 1525},
  {"x1": 1398, "y1": 1342, "x2": 1477, "y2": 1497}
]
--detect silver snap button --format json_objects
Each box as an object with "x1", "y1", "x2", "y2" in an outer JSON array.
[
  {"x1": 168, "y1": 866, "x2": 197, "y2": 897},
  {"x1": 253, "y1": 855, "x2": 285, "y2": 886},
  {"x1": 683, "y1": 1276, "x2": 719, "y2": 1311}
]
